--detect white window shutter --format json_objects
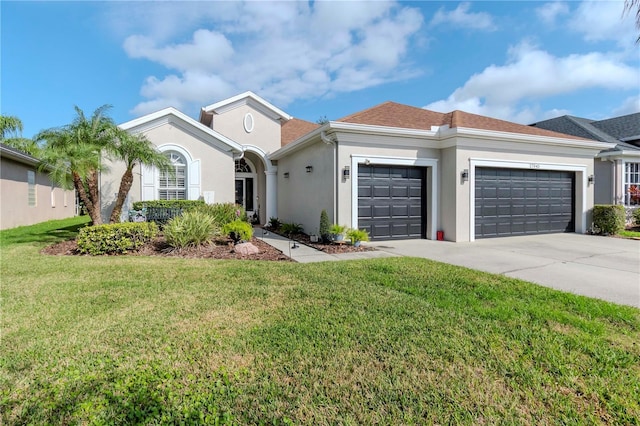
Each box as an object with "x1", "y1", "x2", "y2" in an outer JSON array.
[
  {"x1": 188, "y1": 159, "x2": 201, "y2": 200},
  {"x1": 142, "y1": 165, "x2": 156, "y2": 201}
]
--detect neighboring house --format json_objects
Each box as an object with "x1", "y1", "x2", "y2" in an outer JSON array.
[
  {"x1": 0, "y1": 143, "x2": 76, "y2": 230},
  {"x1": 102, "y1": 92, "x2": 613, "y2": 242},
  {"x1": 530, "y1": 113, "x2": 640, "y2": 210}
]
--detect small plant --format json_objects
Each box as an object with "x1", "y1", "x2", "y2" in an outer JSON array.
[
  {"x1": 222, "y1": 219, "x2": 253, "y2": 243},
  {"x1": 280, "y1": 222, "x2": 303, "y2": 236},
  {"x1": 346, "y1": 228, "x2": 369, "y2": 246},
  {"x1": 77, "y1": 222, "x2": 158, "y2": 255},
  {"x1": 164, "y1": 210, "x2": 218, "y2": 248},
  {"x1": 329, "y1": 224, "x2": 346, "y2": 241},
  {"x1": 268, "y1": 217, "x2": 282, "y2": 230},
  {"x1": 319, "y1": 210, "x2": 330, "y2": 243}
]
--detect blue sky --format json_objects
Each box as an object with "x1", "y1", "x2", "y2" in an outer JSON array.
[{"x1": 2, "y1": 1, "x2": 638, "y2": 139}]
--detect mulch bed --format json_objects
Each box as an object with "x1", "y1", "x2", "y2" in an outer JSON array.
[
  {"x1": 41, "y1": 236, "x2": 292, "y2": 261},
  {"x1": 40, "y1": 228, "x2": 375, "y2": 260}
]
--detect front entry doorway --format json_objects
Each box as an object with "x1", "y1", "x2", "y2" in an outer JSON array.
[{"x1": 235, "y1": 158, "x2": 257, "y2": 217}]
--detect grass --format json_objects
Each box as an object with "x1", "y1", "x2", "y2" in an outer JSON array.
[
  {"x1": 1, "y1": 218, "x2": 639, "y2": 424},
  {"x1": 619, "y1": 229, "x2": 640, "y2": 238}
]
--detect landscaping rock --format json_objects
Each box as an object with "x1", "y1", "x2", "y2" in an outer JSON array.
[{"x1": 234, "y1": 242, "x2": 260, "y2": 255}]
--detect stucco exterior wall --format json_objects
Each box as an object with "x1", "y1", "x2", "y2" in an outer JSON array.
[
  {"x1": 440, "y1": 147, "x2": 458, "y2": 241},
  {"x1": 276, "y1": 139, "x2": 334, "y2": 234},
  {"x1": 211, "y1": 105, "x2": 282, "y2": 154},
  {"x1": 101, "y1": 122, "x2": 235, "y2": 221},
  {"x1": 1, "y1": 157, "x2": 75, "y2": 230},
  {"x1": 594, "y1": 158, "x2": 613, "y2": 204}
]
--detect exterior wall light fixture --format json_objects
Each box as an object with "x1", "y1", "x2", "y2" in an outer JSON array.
[
  {"x1": 588, "y1": 174, "x2": 595, "y2": 185},
  {"x1": 461, "y1": 169, "x2": 469, "y2": 181},
  {"x1": 283, "y1": 172, "x2": 289, "y2": 178},
  {"x1": 343, "y1": 166, "x2": 350, "y2": 179},
  {"x1": 306, "y1": 165, "x2": 313, "y2": 173}
]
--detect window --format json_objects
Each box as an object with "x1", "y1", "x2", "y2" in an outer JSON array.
[
  {"x1": 624, "y1": 162, "x2": 640, "y2": 206},
  {"x1": 27, "y1": 170, "x2": 36, "y2": 206},
  {"x1": 235, "y1": 158, "x2": 253, "y2": 173},
  {"x1": 159, "y1": 151, "x2": 187, "y2": 200}
]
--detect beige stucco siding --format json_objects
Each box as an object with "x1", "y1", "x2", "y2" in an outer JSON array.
[
  {"x1": 440, "y1": 146, "x2": 458, "y2": 241},
  {"x1": 1, "y1": 157, "x2": 75, "y2": 230},
  {"x1": 101, "y1": 122, "x2": 235, "y2": 221},
  {"x1": 212, "y1": 105, "x2": 282, "y2": 154},
  {"x1": 276, "y1": 139, "x2": 334, "y2": 234}
]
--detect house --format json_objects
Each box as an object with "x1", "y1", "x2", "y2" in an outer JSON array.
[
  {"x1": 0, "y1": 143, "x2": 76, "y2": 230},
  {"x1": 102, "y1": 92, "x2": 614, "y2": 242},
  {"x1": 530, "y1": 113, "x2": 640, "y2": 216}
]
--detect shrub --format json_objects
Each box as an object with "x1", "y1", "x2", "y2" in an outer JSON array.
[
  {"x1": 222, "y1": 220, "x2": 253, "y2": 243},
  {"x1": 195, "y1": 203, "x2": 246, "y2": 227},
  {"x1": 592, "y1": 204, "x2": 625, "y2": 235},
  {"x1": 77, "y1": 222, "x2": 158, "y2": 255},
  {"x1": 132, "y1": 200, "x2": 205, "y2": 210},
  {"x1": 268, "y1": 217, "x2": 281, "y2": 230},
  {"x1": 633, "y1": 208, "x2": 640, "y2": 226},
  {"x1": 319, "y1": 210, "x2": 330, "y2": 242},
  {"x1": 280, "y1": 222, "x2": 303, "y2": 236},
  {"x1": 164, "y1": 210, "x2": 218, "y2": 248},
  {"x1": 346, "y1": 228, "x2": 369, "y2": 244}
]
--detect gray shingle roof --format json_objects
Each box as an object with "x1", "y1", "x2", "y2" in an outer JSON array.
[{"x1": 529, "y1": 113, "x2": 640, "y2": 153}]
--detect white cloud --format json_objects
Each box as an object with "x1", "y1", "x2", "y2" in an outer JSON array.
[
  {"x1": 430, "y1": 2, "x2": 496, "y2": 31},
  {"x1": 613, "y1": 95, "x2": 640, "y2": 116},
  {"x1": 121, "y1": 1, "x2": 424, "y2": 115},
  {"x1": 536, "y1": 2, "x2": 569, "y2": 25},
  {"x1": 568, "y1": 1, "x2": 636, "y2": 46},
  {"x1": 424, "y1": 41, "x2": 638, "y2": 123}
]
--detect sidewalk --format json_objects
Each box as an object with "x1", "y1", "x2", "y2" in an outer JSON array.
[{"x1": 253, "y1": 227, "x2": 397, "y2": 263}]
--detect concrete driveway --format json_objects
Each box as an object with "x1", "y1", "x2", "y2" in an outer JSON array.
[{"x1": 369, "y1": 233, "x2": 640, "y2": 308}]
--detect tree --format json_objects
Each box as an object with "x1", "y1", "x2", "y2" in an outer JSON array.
[
  {"x1": 316, "y1": 115, "x2": 329, "y2": 125},
  {"x1": 35, "y1": 105, "x2": 116, "y2": 225},
  {"x1": 107, "y1": 128, "x2": 171, "y2": 223},
  {"x1": 0, "y1": 115, "x2": 23, "y2": 139},
  {"x1": 625, "y1": 0, "x2": 640, "y2": 43}
]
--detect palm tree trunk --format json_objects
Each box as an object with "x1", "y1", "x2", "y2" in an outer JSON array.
[
  {"x1": 109, "y1": 167, "x2": 134, "y2": 223},
  {"x1": 86, "y1": 170, "x2": 102, "y2": 225},
  {"x1": 72, "y1": 171, "x2": 101, "y2": 225}
]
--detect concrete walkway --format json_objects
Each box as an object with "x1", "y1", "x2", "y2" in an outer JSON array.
[{"x1": 253, "y1": 227, "x2": 396, "y2": 263}]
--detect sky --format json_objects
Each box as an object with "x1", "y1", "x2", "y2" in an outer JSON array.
[{"x1": 2, "y1": 1, "x2": 639, "y2": 139}]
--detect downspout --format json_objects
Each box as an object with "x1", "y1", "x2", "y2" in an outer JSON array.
[
  {"x1": 320, "y1": 130, "x2": 338, "y2": 224},
  {"x1": 233, "y1": 148, "x2": 245, "y2": 161}
]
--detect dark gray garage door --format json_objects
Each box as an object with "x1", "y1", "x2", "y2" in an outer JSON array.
[
  {"x1": 475, "y1": 168, "x2": 575, "y2": 239},
  {"x1": 358, "y1": 165, "x2": 425, "y2": 240}
]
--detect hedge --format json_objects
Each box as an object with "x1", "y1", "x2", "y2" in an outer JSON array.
[
  {"x1": 592, "y1": 204, "x2": 625, "y2": 235},
  {"x1": 77, "y1": 222, "x2": 158, "y2": 255},
  {"x1": 132, "y1": 200, "x2": 205, "y2": 210}
]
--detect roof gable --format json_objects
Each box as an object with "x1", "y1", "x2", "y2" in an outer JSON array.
[
  {"x1": 119, "y1": 107, "x2": 243, "y2": 153},
  {"x1": 201, "y1": 91, "x2": 292, "y2": 122}
]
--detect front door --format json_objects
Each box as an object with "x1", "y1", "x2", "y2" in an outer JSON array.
[{"x1": 235, "y1": 177, "x2": 254, "y2": 213}]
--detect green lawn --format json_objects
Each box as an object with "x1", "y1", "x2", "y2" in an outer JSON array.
[{"x1": 1, "y1": 217, "x2": 639, "y2": 424}]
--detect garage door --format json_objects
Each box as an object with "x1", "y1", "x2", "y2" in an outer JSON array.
[
  {"x1": 475, "y1": 168, "x2": 575, "y2": 239},
  {"x1": 358, "y1": 165, "x2": 425, "y2": 240}
]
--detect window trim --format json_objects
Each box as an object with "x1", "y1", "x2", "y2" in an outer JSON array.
[{"x1": 623, "y1": 161, "x2": 640, "y2": 206}]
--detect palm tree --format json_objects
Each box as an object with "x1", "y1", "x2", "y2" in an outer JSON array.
[
  {"x1": 35, "y1": 105, "x2": 116, "y2": 225},
  {"x1": 107, "y1": 128, "x2": 171, "y2": 223},
  {"x1": 0, "y1": 115, "x2": 23, "y2": 139},
  {"x1": 625, "y1": 0, "x2": 640, "y2": 43}
]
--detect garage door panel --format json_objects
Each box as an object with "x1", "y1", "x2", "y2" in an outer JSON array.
[
  {"x1": 475, "y1": 167, "x2": 574, "y2": 239},
  {"x1": 358, "y1": 165, "x2": 425, "y2": 240}
]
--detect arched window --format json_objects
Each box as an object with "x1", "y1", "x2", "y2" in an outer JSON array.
[
  {"x1": 159, "y1": 151, "x2": 187, "y2": 200},
  {"x1": 235, "y1": 158, "x2": 253, "y2": 173}
]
